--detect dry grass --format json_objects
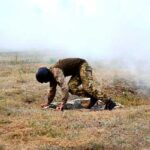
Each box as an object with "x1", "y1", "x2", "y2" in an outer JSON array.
[{"x1": 0, "y1": 52, "x2": 150, "y2": 150}]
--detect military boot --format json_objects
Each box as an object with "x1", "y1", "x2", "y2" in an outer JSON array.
[
  {"x1": 86, "y1": 96, "x2": 98, "y2": 109},
  {"x1": 104, "y1": 98, "x2": 116, "y2": 110}
]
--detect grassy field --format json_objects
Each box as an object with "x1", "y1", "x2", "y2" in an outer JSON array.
[{"x1": 0, "y1": 52, "x2": 150, "y2": 150}]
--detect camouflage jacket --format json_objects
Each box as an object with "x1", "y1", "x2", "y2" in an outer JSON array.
[
  {"x1": 48, "y1": 67, "x2": 69, "y2": 105},
  {"x1": 47, "y1": 58, "x2": 86, "y2": 105}
]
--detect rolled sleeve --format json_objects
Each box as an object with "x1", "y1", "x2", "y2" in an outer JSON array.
[
  {"x1": 52, "y1": 68, "x2": 69, "y2": 104},
  {"x1": 48, "y1": 80, "x2": 57, "y2": 104}
]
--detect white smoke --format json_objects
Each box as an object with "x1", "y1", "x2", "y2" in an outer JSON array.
[{"x1": 0, "y1": 0, "x2": 150, "y2": 88}]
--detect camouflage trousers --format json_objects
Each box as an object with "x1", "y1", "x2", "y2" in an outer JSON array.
[{"x1": 68, "y1": 62, "x2": 109, "y2": 108}]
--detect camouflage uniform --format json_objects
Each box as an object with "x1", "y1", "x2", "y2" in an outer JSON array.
[{"x1": 48, "y1": 58, "x2": 109, "y2": 108}]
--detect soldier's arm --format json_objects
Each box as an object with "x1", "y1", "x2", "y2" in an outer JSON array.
[
  {"x1": 53, "y1": 68, "x2": 69, "y2": 110},
  {"x1": 48, "y1": 80, "x2": 57, "y2": 105},
  {"x1": 41, "y1": 79, "x2": 57, "y2": 108}
]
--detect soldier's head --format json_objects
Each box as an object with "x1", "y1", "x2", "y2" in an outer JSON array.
[{"x1": 36, "y1": 67, "x2": 53, "y2": 83}]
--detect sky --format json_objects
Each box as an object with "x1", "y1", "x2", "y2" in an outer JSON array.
[{"x1": 0, "y1": 0, "x2": 150, "y2": 61}]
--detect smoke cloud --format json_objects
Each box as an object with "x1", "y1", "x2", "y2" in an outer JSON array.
[{"x1": 0, "y1": 0, "x2": 150, "y2": 87}]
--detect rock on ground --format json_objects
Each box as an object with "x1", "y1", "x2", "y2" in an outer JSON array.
[{"x1": 48, "y1": 98, "x2": 124, "y2": 110}]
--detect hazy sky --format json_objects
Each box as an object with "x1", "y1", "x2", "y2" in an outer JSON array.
[{"x1": 0, "y1": 0, "x2": 150, "y2": 60}]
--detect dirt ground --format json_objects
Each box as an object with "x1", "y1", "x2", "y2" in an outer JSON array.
[{"x1": 0, "y1": 52, "x2": 150, "y2": 150}]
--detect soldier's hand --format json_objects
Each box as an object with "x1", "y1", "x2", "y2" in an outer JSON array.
[
  {"x1": 56, "y1": 103, "x2": 64, "y2": 111},
  {"x1": 41, "y1": 103, "x2": 50, "y2": 109}
]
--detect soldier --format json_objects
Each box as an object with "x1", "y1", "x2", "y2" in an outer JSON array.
[{"x1": 36, "y1": 58, "x2": 116, "y2": 111}]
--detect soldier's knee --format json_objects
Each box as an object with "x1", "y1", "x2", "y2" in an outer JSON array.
[
  {"x1": 69, "y1": 88, "x2": 77, "y2": 95},
  {"x1": 68, "y1": 82, "x2": 74, "y2": 90},
  {"x1": 83, "y1": 84, "x2": 98, "y2": 97},
  {"x1": 83, "y1": 86, "x2": 91, "y2": 94},
  {"x1": 68, "y1": 82, "x2": 71, "y2": 89}
]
